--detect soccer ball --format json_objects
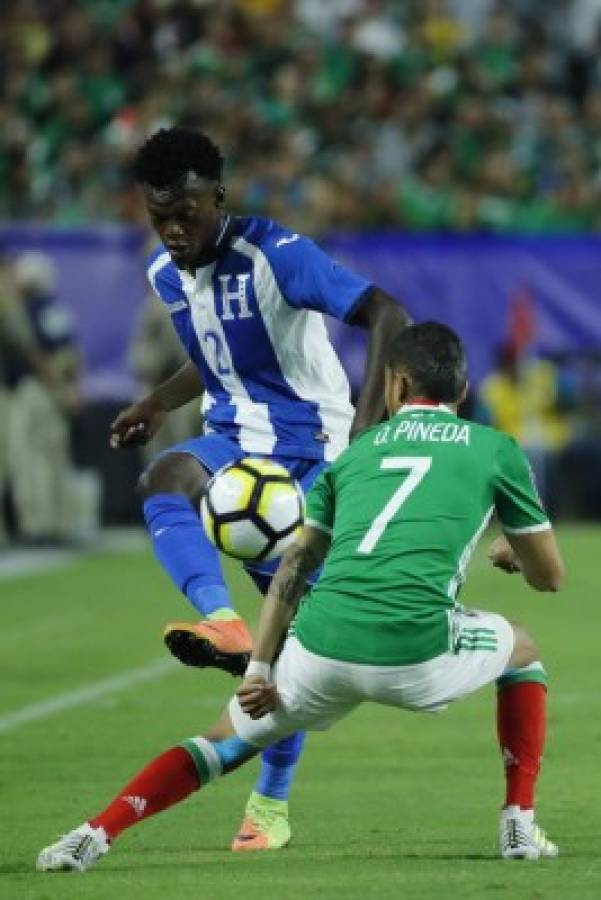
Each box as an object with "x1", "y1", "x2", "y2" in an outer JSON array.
[{"x1": 201, "y1": 458, "x2": 304, "y2": 561}]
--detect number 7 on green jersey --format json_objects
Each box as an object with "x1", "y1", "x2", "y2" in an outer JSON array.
[{"x1": 357, "y1": 457, "x2": 432, "y2": 554}]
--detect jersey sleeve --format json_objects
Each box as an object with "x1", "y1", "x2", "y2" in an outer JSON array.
[
  {"x1": 263, "y1": 230, "x2": 372, "y2": 321},
  {"x1": 493, "y1": 436, "x2": 551, "y2": 534},
  {"x1": 146, "y1": 249, "x2": 186, "y2": 305},
  {"x1": 305, "y1": 467, "x2": 335, "y2": 535}
]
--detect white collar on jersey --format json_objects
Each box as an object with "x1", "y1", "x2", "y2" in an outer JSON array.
[
  {"x1": 214, "y1": 215, "x2": 231, "y2": 247},
  {"x1": 396, "y1": 403, "x2": 455, "y2": 415}
]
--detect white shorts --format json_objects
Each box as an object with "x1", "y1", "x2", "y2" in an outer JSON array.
[{"x1": 229, "y1": 609, "x2": 514, "y2": 748}]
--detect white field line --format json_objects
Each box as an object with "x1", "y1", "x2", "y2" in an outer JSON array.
[{"x1": 0, "y1": 657, "x2": 178, "y2": 735}]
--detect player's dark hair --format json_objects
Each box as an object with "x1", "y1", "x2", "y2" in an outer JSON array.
[
  {"x1": 133, "y1": 127, "x2": 224, "y2": 188},
  {"x1": 386, "y1": 322, "x2": 467, "y2": 403}
]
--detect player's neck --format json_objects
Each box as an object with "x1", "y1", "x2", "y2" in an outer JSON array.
[
  {"x1": 397, "y1": 397, "x2": 457, "y2": 414},
  {"x1": 406, "y1": 396, "x2": 440, "y2": 407},
  {"x1": 188, "y1": 215, "x2": 231, "y2": 272}
]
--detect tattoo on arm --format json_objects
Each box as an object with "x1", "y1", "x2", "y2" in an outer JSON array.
[
  {"x1": 251, "y1": 527, "x2": 330, "y2": 664},
  {"x1": 270, "y1": 543, "x2": 321, "y2": 609}
]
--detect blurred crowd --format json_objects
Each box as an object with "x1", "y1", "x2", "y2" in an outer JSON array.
[{"x1": 4, "y1": 0, "x2": 601, "y2": 232}]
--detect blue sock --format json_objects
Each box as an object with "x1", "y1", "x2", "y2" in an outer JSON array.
[
  {"x1": 256, "y1": 731, "x2": 306, "y2": 800},
  {"x1": 143, "y1": 493, "x2": 235, "y2": 617},
  {"x1": 145, "y1": 497, "x2": 306, "y2": 799}
]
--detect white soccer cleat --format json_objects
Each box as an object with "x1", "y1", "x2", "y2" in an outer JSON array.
[
  {"x1": 36, "y1": 822, "x2": 110, "y2": 872},
  {"x1": 499, "y1": 806, "x2": 559, "y2": 860}
]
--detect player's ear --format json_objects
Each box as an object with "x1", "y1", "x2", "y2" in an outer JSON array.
[
  {"x1": 458, "y1": 380, "x2": 469, "y2": 406},
  {"x1": 384, "y1": 366, "x2": 394, "y2": 417},
  {"x1": 398, "y1": 372, "x2": 411, "y2": 406},
  {"x1": 215, "y1": 184, "x2": 225, "y2": 208},
  {"x1": 384, "y1": 366, "x2": 404, "y2": 417}
]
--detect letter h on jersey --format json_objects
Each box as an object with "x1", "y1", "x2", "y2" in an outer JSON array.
[{"x1": 218, "y1": 274, "x2": 253, "y2": 321}]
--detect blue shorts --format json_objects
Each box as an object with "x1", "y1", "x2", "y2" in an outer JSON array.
[{"x1": 160, "y1": 433, "x2": 327, "y2": 588}]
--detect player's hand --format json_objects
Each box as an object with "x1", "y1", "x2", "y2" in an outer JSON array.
[
  {"x1": 488, "y1": 536, "x2": 522, "y2": 574},
  {"x1": 109, "y1": 398, "x2": 166, "y2": 448},
  {"x1": 237, "y1": 676, "x2": 278, "y2": 719}
]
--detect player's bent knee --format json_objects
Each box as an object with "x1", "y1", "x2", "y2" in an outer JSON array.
[
  {"x1": 181, "y1": 731, "x2": 258, "y2": 783},
  {"x1": 137, "y1": 452, "x2": 209, "y2": 502},
  {"x1": 507, "y1": 620, "x2": 539, "y2": 669}
]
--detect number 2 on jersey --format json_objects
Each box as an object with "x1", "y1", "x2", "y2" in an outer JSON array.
[
  {"x1": 357, "y1": 457, "x2": 432, "y2": 554},
  {"x1": 203, "y1": 330, "x2": 231, "y2": 376}
]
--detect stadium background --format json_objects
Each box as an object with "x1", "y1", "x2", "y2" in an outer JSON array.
[{"x1": 1, "y1": 2, "x2": 601, "y2": 898}]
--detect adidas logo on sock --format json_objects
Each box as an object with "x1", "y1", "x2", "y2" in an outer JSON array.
[
  {"x1": 502, "y1": 747, "x2": 518, "y2": 768},
  {"x1": 122, "y1": 795, "x2": 147, "y2": 817}
]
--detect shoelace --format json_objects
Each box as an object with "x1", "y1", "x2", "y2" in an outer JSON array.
[
  {"x1": 57, "y1": 831, "x2": 96, "y2": 861},
  {"x1": 504, "y1": 818, "x2": 530, "y2": 850},
  {"x1": 504, "y1": 818, "x2": 553, "y2": 852},
  {"x1": 247, "y1": 805, "x2": 284, "y2": 830}
]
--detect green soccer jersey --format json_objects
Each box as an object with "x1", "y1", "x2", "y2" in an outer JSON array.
[{"x1": 294, "y1": 403, "x2": 550, "y2": 666}]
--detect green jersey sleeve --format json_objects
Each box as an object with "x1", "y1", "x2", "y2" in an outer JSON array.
[
  {"x1": 494, "y1": 436, "x2": 550, "y2": 533},
  {"x1": 305, "y1": 467, "x2": 335, "y2": 535}
]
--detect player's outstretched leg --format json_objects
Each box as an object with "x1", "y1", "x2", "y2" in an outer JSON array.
[
  {"x1": 496, "y1": 624, "x2": 558, "y2": 860},
  {"x1": 142, "y1": 455, "x2": 310, "y2": 851},
  {"x1": 37, "y1": 722, "x2": 259, "y2": 872},
  {"x1": 140, "y1": 452, "x2": 252, "y2": 676}
]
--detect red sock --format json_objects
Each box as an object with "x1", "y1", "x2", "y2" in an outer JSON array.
[
  {"x1": 89, "y1": 746, "x2": 200, "y2": 840},
  {"x1": 497, "y1": 682, "x2": 546, "y2": 809}
]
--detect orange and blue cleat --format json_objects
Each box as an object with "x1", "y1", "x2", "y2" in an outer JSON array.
[
  {"x1": 231, "y1": 792, "x2": 291, "y2": 852},
  {"x1": 163, "y1": 618, "x2": 252, "y2": 677}
]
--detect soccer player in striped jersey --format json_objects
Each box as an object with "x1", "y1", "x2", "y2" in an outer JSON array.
[
  {"x1": 38, "y1": 323, "x2": 564, "y2": 873},
  {"x1": 108, "y1": 127, "x2": 409, "y2": 849}
]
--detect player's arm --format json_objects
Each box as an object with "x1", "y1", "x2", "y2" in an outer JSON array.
[
  {"x1": 347, "y1": 287, "x2": 411, "y2": 438},
  {"x1": 237, "y1": 525, "x2": 330, "y2": 719},
  {"x1": 491, "y1": 436, "x2": 566, "y2": 592},
  {"x1": 265, "y1": 231, "x2": 410, "y2": 437},
  {"x1": 253, "y1": 525, "x2": 331, "y2": 663},
  {"x1": 110, "y1": 360, "x2": 203, "y2": 448},
  {"x1": 111, "y1": 251, "x2": 204, "y2": 448},
  {"x1": 489, "y1": 531, "x2": 564, "y2": 592}
]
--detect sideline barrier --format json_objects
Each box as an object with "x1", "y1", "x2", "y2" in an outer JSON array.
[{"x1": 2, "y1": 226, "x2": 600, "y2": 396}]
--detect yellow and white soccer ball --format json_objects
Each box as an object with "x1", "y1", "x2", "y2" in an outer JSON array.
[{"x1": 201, "y1": 458, "x2": 304, "y2": 561}]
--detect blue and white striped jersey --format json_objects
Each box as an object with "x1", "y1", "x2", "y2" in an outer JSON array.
[{"x1": 146, "y1": 216, "x2": 372, "y2": 462}]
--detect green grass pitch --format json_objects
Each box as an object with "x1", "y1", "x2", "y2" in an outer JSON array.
[{"x1": 1, "y1": 525, "x2": 600, "y2": 900}]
